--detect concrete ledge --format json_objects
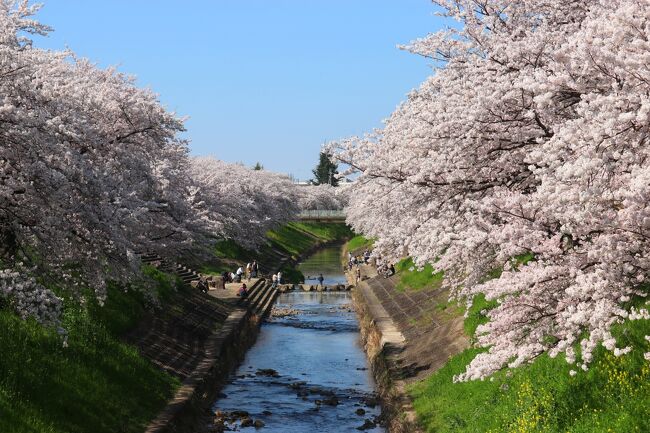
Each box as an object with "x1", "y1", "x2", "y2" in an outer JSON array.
[
  {"x1": 353, "y1": 282, "x2": 424, "y2": 433},
  {"x1": 145, "y1": 309, "x2": 249, "y2": 433}
]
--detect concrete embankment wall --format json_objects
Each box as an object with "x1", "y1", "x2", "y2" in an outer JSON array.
[
  {"x1": 145, "y1": 283, "x2": 278, "y2": 433},
  {"x1": 352, "y1": 285, "x2": 424, "y2": 433}
]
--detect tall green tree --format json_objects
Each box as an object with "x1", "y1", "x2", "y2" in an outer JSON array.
[
  {"x1": 253, "y1": 162, "x2": 263, "y2": 170},
  {"x1": 311, "y1": 152, "x2": 339, "y2": 186}
]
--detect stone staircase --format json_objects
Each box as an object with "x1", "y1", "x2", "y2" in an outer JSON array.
[
  {"x1": 131, "y1": 252, "x2": 279, "y2": 380},
  {"x1": 239, "y1": 278, "x2": 279, "y2": 319},
  {"x1": 139, "y1": 252, "x2": 202, "y2": 286},
  {"x1": 364, "y1": 272, "x2": 468, "y2": 381}
]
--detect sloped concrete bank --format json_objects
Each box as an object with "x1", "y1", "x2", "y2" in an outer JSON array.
[
  {"x1": 352, "y1": 284, "x2": 424, "y2": 433},
  {"x1": 145, "y1": 282, "x2": 278, "y2": 433}
]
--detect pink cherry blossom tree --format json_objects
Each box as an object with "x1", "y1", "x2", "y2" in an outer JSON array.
[
  {"x1": 331, "y1": 0, "x2": 650, "y2": 379},
  {"x1": 1, "y1": 1, "x2": 303, "y2": 330},
  {"x1": 189, "y1": 156, "x2": 300, "y2": 250},
  {"x1": 296, "y1": 184, "x2": 348, "y2": 211},
  {"x1": 0, "y1": 1, "x2": 202, "y2": 325}
]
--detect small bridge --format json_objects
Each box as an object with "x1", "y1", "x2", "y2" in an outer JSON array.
[{"x1": 297, "y1": 209, "x2": 346, "y2": 222}]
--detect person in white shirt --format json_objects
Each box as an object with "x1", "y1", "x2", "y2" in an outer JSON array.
[{"x1": 235, "y1": 266, "x2": 243, "y2": 282}]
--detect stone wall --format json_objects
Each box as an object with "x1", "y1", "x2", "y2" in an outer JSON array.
[{"x1": 352, "y1": 288, "x2": 423, "y2": 433}]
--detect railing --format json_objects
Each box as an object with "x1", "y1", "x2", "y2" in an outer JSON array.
[{"x1": 297, "y1": 209, "x2": 346, "y2": 220}]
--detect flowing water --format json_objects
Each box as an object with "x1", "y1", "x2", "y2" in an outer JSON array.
[{"x1": 211, "y1": 244, "x2": 385, "y2": 432}]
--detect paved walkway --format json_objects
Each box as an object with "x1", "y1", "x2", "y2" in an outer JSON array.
[{"x1": 208, "y1": 277, "x2": 263, "y2": 304}]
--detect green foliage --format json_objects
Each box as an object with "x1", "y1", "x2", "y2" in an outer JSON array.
[
  {"x1": 311, "y1": 152, "x2": 339, "y2": 186},
  {"x1": 346, "y1": 235, "x2": 374, "y2": 253},
  {"x1": 0, "y1": 274, "x2": 179, "y2": 433},
  {"x1": 395, "y1": 257, "x2": 443, "y2": 292},
  {"x1": 410, "y1": 317, "x2": 650, "y2": 433},
  {"x1": 200, "y1": 239, "x2": 257, "y2": 275},
  {"x1": 463, "y1": 293, "x2": 498, "y2": 339}
]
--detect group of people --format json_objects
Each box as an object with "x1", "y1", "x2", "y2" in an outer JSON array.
[
  {"x1": 347, "y1": 248, "x2": 395, "y2": 281},
  {"x1": 347, "y1": 250, "x2": 371, "y2": 271},
  {"x1": 237, "y1": 270, "x2": 283, "y2": 298},
  {"x1": 377, "y1": 262, "x2": 395, "y2": 278},
  {"x1": 270, "y1": 271, "x2": 283, "y2": 288},
  {"x1": 222, "y1": 260, "x2": 259, "y2": 285}
]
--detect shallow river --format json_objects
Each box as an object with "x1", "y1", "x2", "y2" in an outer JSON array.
[{"x1": 211, "y1": 245, "x2": 385, "y2": 432}]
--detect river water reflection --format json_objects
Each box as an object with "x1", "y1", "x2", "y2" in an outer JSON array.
[{"x1": 211, "y1": 245, "x2": 384, "y2": 432}]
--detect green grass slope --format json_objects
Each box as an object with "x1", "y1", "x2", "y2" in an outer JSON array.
[
  {"x1": 0, "y1": 267, "x2": 180, "y2": 433},
  {"x1": 346, "y1": 235, "x2": 374, "y2": 253},
  {"x1": 409, "y1": 300, "x2": 650, "y2": 433},
  {"x1": 203, "y1": 222, "x2": 353, "y2": 277},
  {"x1": 394, "y1": 258, "x2": 444, "y2": 292}
]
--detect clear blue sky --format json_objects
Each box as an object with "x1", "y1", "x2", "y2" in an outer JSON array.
[{"x1": 34, "y1": 1, "x2": 444, "y2": 180}]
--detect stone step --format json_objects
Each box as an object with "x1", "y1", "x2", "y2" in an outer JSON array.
[
  {"x1": 255, "y1": 287, "x2": 278, "y2": 317},
  {"x1": 248, "y1": 285, "x2": 270, "y2": 311},
  {"x1": 240, "y1": 280, "x2": 267, "y2": 309}
]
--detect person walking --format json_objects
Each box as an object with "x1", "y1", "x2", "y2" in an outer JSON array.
[
  {"x1": 271, "y1": 273, "x2": 278, "y2": 288},
  {"x1": 277, "y1": 271, "x2": 282, "y2": 285},
  {"x1": 246, "y1": 262, "x2": 252, "y2": 281},
  {"x1": 317, "y1": 273, "x2": 324, "y2": 288},
  {"x1": 251, "y1": 260, "x2": 258, "y2": 278},
  {"x1": 355, "y1": 267, "x2": 361, "y2": 285}
]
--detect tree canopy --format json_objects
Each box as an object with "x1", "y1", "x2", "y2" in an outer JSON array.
[
  {"x1": 330, "y1": 0, "x2": 650, "y2": 380},
  {"x1": 0, "y1": 1, "x2": 301, "y2": 330},
  {"x1": 312, "y1": 152, "x2": 339, "y2": 186}
]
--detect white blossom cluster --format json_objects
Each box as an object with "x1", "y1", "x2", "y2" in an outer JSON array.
[
  {"x1": 330, "y1": 0, "x2": 650, "y2": 379},
  {"x1": 0, "y1": 267, "x2": 61, "y2": 325},
  {"x1": 189, "y1": 157, "x2": 301, "y2": 250},
  {"x1": 0, "y1": 2, "x2": 300, "y2": 327},
  {"x1": 296, "y1": 184, "x2": 348, "y2": 211}
]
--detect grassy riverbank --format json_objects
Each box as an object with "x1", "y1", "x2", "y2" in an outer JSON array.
[
  {"x1": 351, "y1": 252, "x2": 650, "y2": 433},
  {"x1": 0, "y1": 267, "x2": 180, "y2": 433},
  {"x1": 410, "y1": 320, "x2": 650, "y2": 433},
  {"x1": 0, "y1": 221, "x2": 353, "y2": 433},
  {"x1": 403, "y1": 272, "x2": 650, "y2": 432},
  {"x1": 346, "y1": 234, "x2": 374, "y2": 253},
  {"x1": 203, "y1": 221, "x2": 353, "y2": 282}
]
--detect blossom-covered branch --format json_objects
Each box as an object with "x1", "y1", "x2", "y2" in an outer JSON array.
[{"x1": 330, "y1": 0, "x2": 650, "y2": 379}]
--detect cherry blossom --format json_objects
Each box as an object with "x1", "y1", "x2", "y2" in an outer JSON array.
[{"x1": 331, "y1": 0, "x2": 650, "y2": 379}]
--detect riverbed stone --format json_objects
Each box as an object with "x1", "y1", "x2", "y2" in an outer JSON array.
[
  {"x1": 356, "y1": 419, "x2": 377, "y2": 430},
  {"x1": 256, "y1": 368, "x2": 280, "y2": 377},
  {"x1": 322, "y1": 396, "x2": 339, "y2": 406},
  {"x1": 253, "y1": 419, "x2": 265, "y2": 428},
  {"x1": 240, "y1": 417, "x2": 253, "y2": 427}
]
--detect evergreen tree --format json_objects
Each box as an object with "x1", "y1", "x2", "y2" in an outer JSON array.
[
  {"x1": 253, "y1": 162, "x2": 263, "y2": 170},
  {"x1": 311, "y1": 152, "x2": 339, "y2": 186}
]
